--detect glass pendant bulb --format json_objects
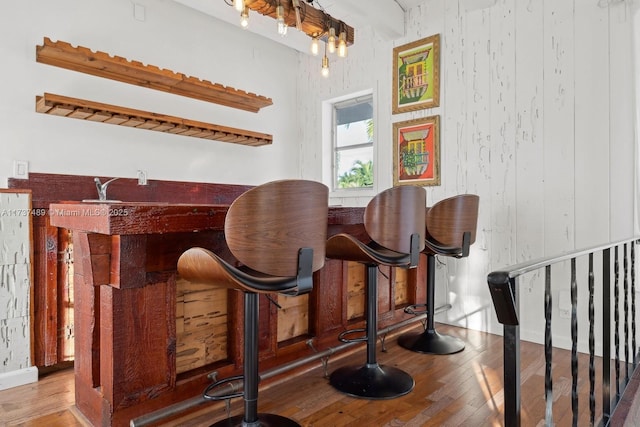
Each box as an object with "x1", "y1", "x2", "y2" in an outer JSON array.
[
  {"x1": 310, "y1": 37, "x2": 319, "y2": 56},
  {"x1": 240, "y1": 6, "x2": 249, "y2": 28},
  {"x1": 321, "y1": 54, "x2": 329, "y2": 78},
  {"x1": 276, "y1": 5, "x2": 287, "y2": 36},
  {"x1": 234, "y1": 0, "x2": 244, "y2": 12},
  {"x1": 327, "y1": 27, "x2": 336, "y2": 53},
  {"x1": 337, "y1": 32, "x2": 347, "y2": 57}
]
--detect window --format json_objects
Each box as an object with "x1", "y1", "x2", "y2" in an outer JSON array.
[{"x1": 332, "y1": 94, "x2": 374, "y2": 190}]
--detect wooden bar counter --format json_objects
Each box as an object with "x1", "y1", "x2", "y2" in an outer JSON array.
[{"x1": 48, "y1": 200, "x2": 426, "y2": 426}]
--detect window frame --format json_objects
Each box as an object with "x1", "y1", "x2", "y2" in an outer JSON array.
[{"x1": 322, "y1": 89, "x2": 377, "y2": 199}]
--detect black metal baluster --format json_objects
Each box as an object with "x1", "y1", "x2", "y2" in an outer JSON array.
[
  {"x1": 544, "y1": 265, "x2": 553, "y2": 424},
  {"x1": 602, "y1": 248, "x2": 612, "y2": 424},
  {"x1": 588, "y1": 253, "x2": 595, "y2": 426},
  {"x1": 571, "y1": 258, "x2": 578, "y2": 427},
  {"x1": 505, "y1": 276, "x2": 521, "y2": 427},
  {"x1": 624, "y1": 243, "x2": 630, "y2": 384},
  {"x1": 632, "y1": 242, "x2": 637, "y2": 367},
  {"x1": 487, "y1": 238, "x2": 640, "y2": 427},
  {"x1": 615, "y1": 246, "x2": 621, "y2": 402}
]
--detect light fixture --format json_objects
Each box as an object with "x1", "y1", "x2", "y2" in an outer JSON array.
[
  {"x1": 276, "y1": 3, "x2": 287, "y2": 36},
  {"x1": 337, "y1": 31, "x2": 347, "y2": 57},
  {"x1": 223, "y1": 0, "x2": 354, "y2": 78},
  {"x1": 321, "y1": 43, "x2": 329, "y2": 78},
  {"x1": 240, "y1": 6, "x2": 249, "y2": 28},
  {"x1": 227, "y1": 0, "x2": 353, "y2": 50},
  {"x1": 327, "y1": 27, "x2": 336, "y2": 54},
  {"x1": 310, "y1": 35, "x2": 319, "y2": 56}
]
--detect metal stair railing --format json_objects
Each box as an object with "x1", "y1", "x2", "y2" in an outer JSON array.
[{"x1": 487, "y1": 237, "x2": 640, "y2": 426}]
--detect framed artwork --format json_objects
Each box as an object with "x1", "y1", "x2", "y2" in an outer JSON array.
[
  {"x1": 392, "y1": 34, "x2": 440, "y2": 114},
  {"x1": 393, "y1": 115, "x2": 440, "y2": 186}
]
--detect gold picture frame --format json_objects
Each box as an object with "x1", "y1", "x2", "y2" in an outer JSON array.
[
  {"x1": 392, "y1": 34, "x2": 440, "y2": 114},
  {"x1": 393, "y1": 115, "x2": 440, "y2": 186}
]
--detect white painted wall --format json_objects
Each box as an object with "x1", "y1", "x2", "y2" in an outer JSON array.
[
  {"x1": 298, "y1": 0, "x2": 638, "y2": 345},
  {"x1": 0, "y1": 0, "x2": 301, "y2": 188}
]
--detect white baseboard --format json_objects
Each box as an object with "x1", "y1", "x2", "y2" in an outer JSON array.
[{"x1": 0, "y1": 366, "x2": 38, "y2": 391}]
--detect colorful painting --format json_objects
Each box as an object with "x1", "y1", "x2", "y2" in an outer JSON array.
[
  {"x1": 392, "y1": 34, "x2": 440, "y2": 114},
  {"x1": 393, "y1": 115, "x2": 440, "y2": 186}
]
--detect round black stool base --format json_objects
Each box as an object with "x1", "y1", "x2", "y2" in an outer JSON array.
[
  {"x1": 398, "y1": 329, "x2": 465, "y2": 355},
  {"x1": 210, "y1": 413, "x2": 301, "y2": 427},
  {"x1": 329, "y1": 364, "x2": 414, "y2": 399}
]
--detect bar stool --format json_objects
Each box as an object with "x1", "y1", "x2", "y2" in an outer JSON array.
[
  {"x1": 326, "y1": 185, "x2": 426, "y2": 399},
  {"x1": 398, "y1": 194, "x2": 479, "y2": 355},
  {"x1": 177, "y1": 179, "x2": 328, "y2": 427}
]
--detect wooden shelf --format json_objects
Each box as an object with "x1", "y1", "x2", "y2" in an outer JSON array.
[
  {"x1": 36, "y1": 93, "x2": 273, "y2": 146},
  {"x1": 36, "y1": 37, "x2": 273, "y2": 113}
]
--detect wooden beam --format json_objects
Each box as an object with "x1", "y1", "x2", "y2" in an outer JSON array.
[
  {"x1": 245, "y1": 0, "x2": 354, "y2": 44},
  {"x1": 35, "y1": 93, "x2": 273, "y2": 147},
  {"x1": 36, "y1": 38, "x2": 273, "y2": 113}
]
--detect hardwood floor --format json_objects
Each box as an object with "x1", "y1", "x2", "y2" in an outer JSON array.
[{"x1": 0, "y1": 323, "x2": 612, "y2": 426}]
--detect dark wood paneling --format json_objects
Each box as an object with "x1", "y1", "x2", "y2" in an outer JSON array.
[{"x1": 31, "y1": 215, "x2": 58, "y2": 366}]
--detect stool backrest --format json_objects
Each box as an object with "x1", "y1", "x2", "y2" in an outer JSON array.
[
  {"x1": 225, "y1": 180, "x2": 329, "y2": 277},
  {"x1": 426, "y1": 194, "x2": 479, "y2": 247},
  {"x1": 364, "y1": 186, "x2": 426, "y2": 253}
]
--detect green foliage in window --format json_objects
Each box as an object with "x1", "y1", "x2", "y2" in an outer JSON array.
[{"x1": 337, "y1": 160, "x2": 373, "y2": 188}]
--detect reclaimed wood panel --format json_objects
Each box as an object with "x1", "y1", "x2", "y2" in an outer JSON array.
[
  {"x1": 176, "y1": 278, "x2": 228, "y2": 373},
  {"x1": 377, "y1": 266, "x2": 392, "y2": 316},
  {"x1": 310, "y1": 261, "x2": 344, "y2": 340},
  {"x1": 31, "y1": 215, "x2": 59, "y2": 366},
  {"x1": 99, "y1": 279, "x2": 175, "y2": 411},
  {"x1": 9, "y1": 173, "x2": 253, "y2": 204},
  {"x1": 48, "y1": 203, "x2": 230, "y2": 236},
  {"x1": 394, "y1": 267, "x2": 409, "y2": 306},
  {"x1": 277, "y1": 294, "x2": 309, "y2": 343},
  {"x1": 346, "y1": 262, "x2": 365, "y2": 320},
  {"x1": 56, "y1": 228, "x2": 74, "y2": 362}
]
